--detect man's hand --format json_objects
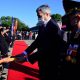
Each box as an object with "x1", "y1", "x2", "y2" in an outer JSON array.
[
  {"x1": 14, "y1": 53, "x2": 28, "y2": 63},
  {"x1": 66, "y1": 56, "x2": 72, "y2": 62},
  {"x1": 0, "y1": 56, "x2": 15, "y2": 64},
  {"x1": 0, "y1": 53, "x2": 28, "y2": 64}
]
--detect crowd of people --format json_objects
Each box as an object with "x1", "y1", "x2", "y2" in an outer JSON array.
[
  {"x1": 0, "y1": 26, "x2": 38, "y2": 78},
  {"x1": 0, "y1": 0, "x2": 80, "y2": 80},
  {"x1": 16, "y1": 31, "x2": 38, "y2": 40},
  {"x1": 0, "y1": 27, "x2": 38, "y2": 58}
]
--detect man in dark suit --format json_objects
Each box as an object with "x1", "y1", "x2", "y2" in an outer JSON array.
[
  {"x1": 0, "y1": 4, "x2": 67, "y2": 80},
  {"x1": 21, "y1": 4, "x2": 66, "y2": 80}
]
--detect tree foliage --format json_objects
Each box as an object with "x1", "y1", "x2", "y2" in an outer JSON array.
[
  {"x1": 0, "y1": 16, "x2": 29, "y2": 31},
  {"x1": 51, "y1": 14, "x2": 62, "y2": 21}
]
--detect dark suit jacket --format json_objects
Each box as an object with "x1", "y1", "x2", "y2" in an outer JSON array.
[
  {"x1": 0, "y1": 34, "x2": 8, "y2": 55},
  {"x1": 25, "y1": 19, "x2": 67, "y2": 79}
]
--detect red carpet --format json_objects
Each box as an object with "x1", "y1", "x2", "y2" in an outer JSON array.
[{"x1": 7, "y1": 40, "x2": 39, "y2": 80}]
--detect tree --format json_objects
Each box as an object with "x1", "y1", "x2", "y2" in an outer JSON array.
[
  {"x1": 51, "y1": 14, "x2": 62, "y2": 21},
  {"x1": 0, "y1": 16, "x2": 29, "y2": 31},
  {"x1": 17, "y1": 19, "x2": 29, "y2": 31}
]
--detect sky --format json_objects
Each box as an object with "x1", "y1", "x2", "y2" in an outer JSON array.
[{"x1": 0, "y1": 0, "x2": 66, "y2": 28}]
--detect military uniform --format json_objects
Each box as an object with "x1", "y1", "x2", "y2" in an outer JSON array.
[{"x1": 62, "y1": 0, "x2": 80, "y2": 79}]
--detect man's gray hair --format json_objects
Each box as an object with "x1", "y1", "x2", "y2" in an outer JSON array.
[{"x1": 36, "y1": 4, "x2": 51, "y2": 14}]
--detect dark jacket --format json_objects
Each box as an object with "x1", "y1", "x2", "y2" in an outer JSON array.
[
  {"x1": 26, "y1": 19, "x2": 67, "y2": 79},
  {"x1": 0, "y1": 34, "x2": 8, "y2": 55}
]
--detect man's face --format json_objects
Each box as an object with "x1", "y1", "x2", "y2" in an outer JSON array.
[
  {"x1": 69, "y1": 15, "x2": 77, "y2": 26},
  {"x1": 37, "y1": 11, "x2": 47, "y2": 21},
  {"x1": 69, "y1": 13, "x2": 80, "y2": 27}
]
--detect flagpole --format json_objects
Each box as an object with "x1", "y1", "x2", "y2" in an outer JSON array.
[
  {"x1": 11, "y1": 17, "x2": 14, "y2": 36},
  {"x1": 11, "y1": 17, "x2": 15, "y2": 47}
]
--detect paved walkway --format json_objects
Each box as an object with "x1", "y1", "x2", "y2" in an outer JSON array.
[{"x1": 0, "y1": 40, "x2": 34, "y2": 80}]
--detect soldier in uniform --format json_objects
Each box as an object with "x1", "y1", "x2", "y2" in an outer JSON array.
[{"x1": 62, "y1": 0, "x2": 80, "y2": 79}]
